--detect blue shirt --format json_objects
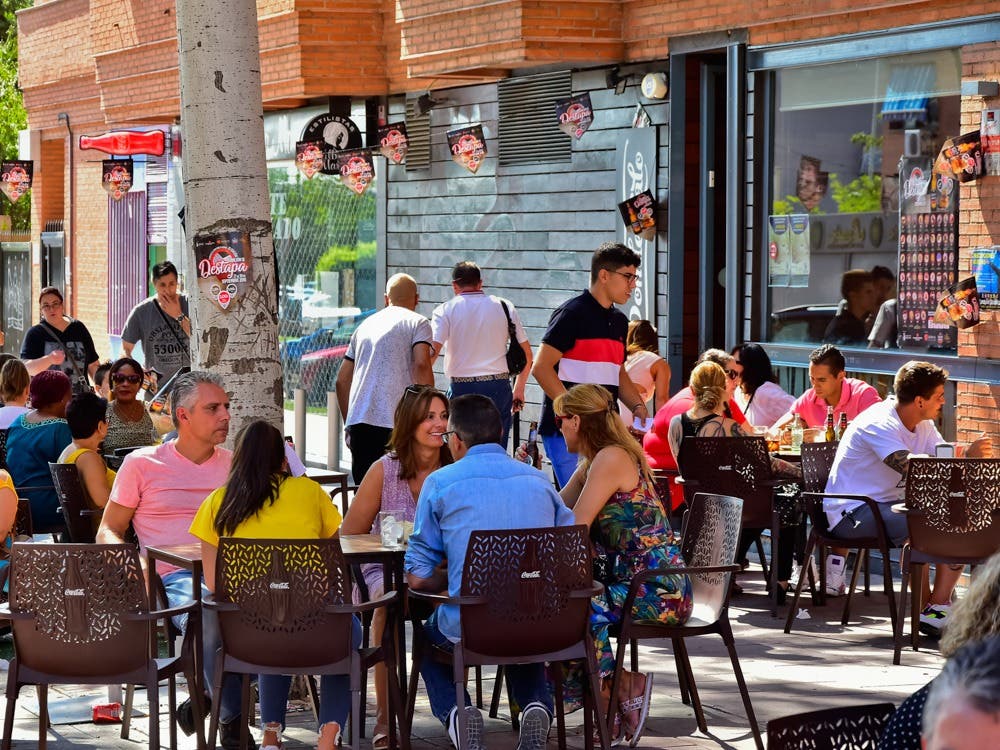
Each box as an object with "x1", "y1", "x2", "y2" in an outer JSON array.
[{"x1": 404, "y1": 443, "x2": 576, "y2": 641}]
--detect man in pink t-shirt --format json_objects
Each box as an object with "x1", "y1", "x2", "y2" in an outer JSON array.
[
  {"x1": 770, "y1": 345, "x2": 881, "y2": 432},
  {"x1": 97, "y1": 371, "x2": 250, "y2": 749}
]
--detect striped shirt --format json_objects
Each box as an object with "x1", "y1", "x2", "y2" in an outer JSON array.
[{"x1": 539, "y1": 290, "x2": 627, "y2": 436}]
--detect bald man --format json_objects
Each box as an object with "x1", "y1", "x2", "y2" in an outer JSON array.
[{"x1": 336, "y1": 273, "x2": 435, "y2": 482}]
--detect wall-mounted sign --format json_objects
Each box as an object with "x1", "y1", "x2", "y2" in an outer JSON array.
[
  {"x1": 615, "y1": 128, "x2": 657, "y2": 322},
  {"x1": 80, "y1": 130, "x2": 165, "y2": 156},
  {"x1": 295, "y1": 140, "x2": 326, "y2": 179},
  {"x1": 617, "y1": 190, "x2": 656, "y2": 240},
  {"x1": 301, "y1": 113, "x2": 362, "y2": 175},
  {"x1": 447, "y1": 125, "x2": 486, "y2": 174},
  {"x1": 971, "y1": 246, "x2": 1000, "y2": 310},
  {"x1": 555, "y1": 93, "x2": 594, "y2": 140},
  {"x1": 337, "y1": 149, "x2": 375, "y2": 195},
  {"x1": 937, "y1": 131, "x2": 984, "y2": 183},
  {"x1": 194, "y1": 231, "x2": 253, "y2": 312},
  {"x1": 0, "y1": 161, "x2": 33, "y2": 203},
  {"x1": 378, "y1": 122, "x2": 409, "y2": 164},
  {"x1": 938, "y1": 277, "x2": 981, "y2": 329},
  {"x1": 102, "y1": 159, "x2": 133, "y2": 201}
]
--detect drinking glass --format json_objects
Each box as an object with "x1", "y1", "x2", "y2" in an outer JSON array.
[{"x1": 378, "y1": 511, "x2": 402, "y2": 548}]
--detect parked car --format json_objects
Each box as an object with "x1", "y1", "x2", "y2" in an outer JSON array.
[
  {"x1": 280, "y1": 309, "x2": 374, "y2": 401},
  {"x1": 298, "y1": 343, "x2": 350, "y2": 405},
  {"x1": 770, "y1": 304, "x2": 839, "y2": 343}
]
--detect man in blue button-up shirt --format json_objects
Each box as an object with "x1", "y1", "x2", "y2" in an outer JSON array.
[{"x1": 405, "y1": 394, "x2": 575, "y2": 750}]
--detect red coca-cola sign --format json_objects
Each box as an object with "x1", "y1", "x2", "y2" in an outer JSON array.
[
  {"x1": 80, "y1": 130, "x2": 165, "y2": 156},
  {"x1": 194, "y1": 231, "x2": 253, "y2": 312}
]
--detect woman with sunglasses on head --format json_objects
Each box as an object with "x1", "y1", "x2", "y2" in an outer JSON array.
[
  {"x1": 340, "y1": 383, "x2": 452, "y2": 750},
  {"x1": 103, "y1": 356, "x2": 158, "y2": 454},
  {"x1": 729, "y1": 343, "x2": 794, "y2": 429},
  {"x1": 20, "y1": 287, "x2": 100, "y2": 394},
  {"x1": 556, "y1": 383, "x2": 692, "y2": 747}
]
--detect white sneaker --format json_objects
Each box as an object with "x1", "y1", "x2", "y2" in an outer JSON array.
[
  {"x1": 447, "y1": 705, "x2": 485, "y2": 750},
  {"x1": 919, "y1": 603, "x2": 952, "y2": 636},
  {"x1": 790, "y1": 557, "x2": 819, "y2": 588},
  {"x1": 825, "y1": 554, "x2": 846, "y2": 597}
]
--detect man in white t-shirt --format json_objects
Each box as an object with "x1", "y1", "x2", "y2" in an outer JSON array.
[
  {"x1": 335, "y1": 273, "x2": 434, "y2": 483},
  {"x1": 824, "y1": 361, "x2": 992, "y2": 631},
  {"x1": 431, "y1": 261, "x2": 532, "y2": 447}
]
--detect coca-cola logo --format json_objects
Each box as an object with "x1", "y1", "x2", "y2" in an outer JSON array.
[
  {"x1": 198, "y1": 246, "x2": 248, "y2": 281},
  {"x1": 269, "y1": 581, "x2": 290, "y2": 590},
  {"x1": 520, "y1": 570, "x2": 541, "y2": 579},
  {"x1": 948, "y1": 491, "x2": 966, "y2": 498},
  {"x1": 65, "y1": 588, "x2": 85, "y2": 596}
]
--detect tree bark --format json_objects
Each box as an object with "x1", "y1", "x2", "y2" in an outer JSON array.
[{"x1": 175, "y1": 0, "x2": 282, "y2": 438}]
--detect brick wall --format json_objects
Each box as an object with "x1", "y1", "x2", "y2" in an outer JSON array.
[
  {"x1": 956, "y1": 41, "x2": 1000, "y2": 446},
  {"x1": 70, "y1": 157, "x2": 111, "y2": 357}
]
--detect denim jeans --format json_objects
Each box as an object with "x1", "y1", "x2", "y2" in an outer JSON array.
[
  {"x1": 541, "y1": 433, "x2": 578, "y2": 489},
  {"x1": 420, "y1": 610, "x2": 552, "y2": 725},
  {"x1": 831, "y1": 503, "x2": 908, "y2": 547},
  {"x1": 258, "y1": 617, "x2": 363, "y2": 730},
  {"x1": 161, "y1": 570, "x2": 243, "y2": 723},
  {"x1": 448, "y1": 378, "x2": 513, "y2": 448}
]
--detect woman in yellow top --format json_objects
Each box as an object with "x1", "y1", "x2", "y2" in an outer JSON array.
[
  {"x1": 0, "y1": 470, "x2": 19, "y2": 583},
  {"x1": 190, "y1": 420, "x2": 348, "y2": 750},
  {"x1": 57, "y1": 392, "x2": 115, "y2": 534}
]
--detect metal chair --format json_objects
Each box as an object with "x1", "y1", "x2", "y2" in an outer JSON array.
[
  {"x1": 48, "y1": 462, "x2": 101, "y2": 543},
  {"x1": 407, "y1": 525, "x2": 610, "y2": 750},
  {"x1": 784, "y1": 442, "x2": 898, "y2": 635},
  {"x1": 0, "y1": 543, "x2": 203, "y2": 750},
  {"x1": 677, "y1": 436, "x2": 784, "y2": 610},
  {"x1": 893, "y1": 457, "x2": 1000, "y2": 664},
  {"x1": 608, "y1": 492, "x2": 764, "y2": 750},
  {"x1": 204, "y1": 537, "x2": 407, "y2": 750},
  {"x1": 766, "y1": 702, "x2": 895, "y2": 749}
]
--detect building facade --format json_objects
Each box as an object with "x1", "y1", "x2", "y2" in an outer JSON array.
[{"x1": 15, "y1": 1, "x2": 1000, "y2": 443}]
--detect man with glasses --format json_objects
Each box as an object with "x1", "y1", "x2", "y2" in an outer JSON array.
[
  {"x1": 336, "y1": 273, "x2": 435, "y2": 483},
  {"x1": 532, "y1": 242, "x2": 648, "y2": 487}
]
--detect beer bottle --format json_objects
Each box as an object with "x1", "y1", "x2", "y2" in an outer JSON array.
[
  {"x1": 63, "y1": 556, "x2": 89, "y2": 637},
  {"x1": 825, "y1": 405, "x2": 836, "y2": 443},
  {"x1": 525, "y1": 421, "x2": 541, "y2": 469},
  {"x1": 149, "y1": 365, "x2": 191, "y2": 415},
  {"x1": 837, "y1": 412, "x2": 848, "y2": 440}
]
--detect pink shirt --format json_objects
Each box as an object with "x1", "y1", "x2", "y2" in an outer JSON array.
[
  {"x1": 109, "y1": 441, "x2": 232, "y2": 576},
  {"x1": 789, "y1": 377, "x2": 881, "y2": 428}
]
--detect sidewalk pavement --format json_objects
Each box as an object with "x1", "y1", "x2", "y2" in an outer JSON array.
[{"x1": 0, "y1": 560, "x2": 945, "y2": 748}]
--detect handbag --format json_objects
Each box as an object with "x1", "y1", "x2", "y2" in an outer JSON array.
[{"x1": 499, "y1": 300, "x2": 527, "y2": 375}]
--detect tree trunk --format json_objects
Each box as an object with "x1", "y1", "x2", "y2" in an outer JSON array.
[{"x1": 174, "y1": 0, "x2": 282, "y2": 438}]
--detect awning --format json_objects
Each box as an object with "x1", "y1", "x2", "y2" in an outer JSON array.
[{"x1": 880, "y1": 63, "x2": 934, "y2": 122}]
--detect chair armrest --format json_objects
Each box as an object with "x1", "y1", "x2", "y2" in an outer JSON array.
[
  {"x1": 407, "y1": 588, "x2": 489, "y2": 606},
  {"x1": 131, "y1": 600, "x2": 199, "y2": 622},
  {"x1": 14, "y1": 484, "x2": 54, "y2": 493},
  {"x1": 619, "y1": 563, "x2": 739, "y2": 616},
  {"x1": 344, "y1": 589, "x2": 398, "y2": 614}
]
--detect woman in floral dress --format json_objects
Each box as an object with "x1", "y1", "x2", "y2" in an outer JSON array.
[{"x1": 556, "y1": 383, "x2": 692, "y2": 747}]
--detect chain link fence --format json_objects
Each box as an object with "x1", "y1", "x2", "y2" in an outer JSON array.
[{"x1": 270, "y1": 168, "x2": 377, "y2": 409}]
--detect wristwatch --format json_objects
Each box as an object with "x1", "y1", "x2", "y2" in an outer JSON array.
[{"x1": 175, "y1": 314, "x2": 187, "y2": 324}]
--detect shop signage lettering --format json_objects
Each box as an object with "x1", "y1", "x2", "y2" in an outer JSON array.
[{"x1": 194, "y1": 231, "x2": 253, "y2": 312}]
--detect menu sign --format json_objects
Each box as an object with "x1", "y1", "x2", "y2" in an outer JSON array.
[
  {"x1": 897, "y1": 158, "x2": 958, "y2": 351},
  {"x1": 447, "y1": 125, "x2": 486, "y2": 173},
  {"x1": 336, "y1": 149, "x2": 375, "y2": 195},
  {"x1": 0, "y1": 160, "x2": 32, "y2": 203},
  {"x1": 102, "y1": 159, "x2": 133, "y2": 201},
  {"x1": 378, "y1": 122, "x2": 409, "y2": 164},
  {"x1": 194, "y1": 231, "x2": 253, "y2": 312},
  {"x1": 555, "y1": 93, "x2": 594, "y2": 139}
]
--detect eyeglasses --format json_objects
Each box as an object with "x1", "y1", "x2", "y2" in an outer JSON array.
[
  {"x1": 725, "y1": 369, "x2": 741, "y2": 380},
  {"x1": 404, "y1": 384, "x2": 432, "y2": 398},
  {"x1": 112, "y1": 374, "x2": 142, "y2": 385},
  {"x1": 40, "y1": 302, "x2": 63, "y2": 311},
  {"x1": 612, "y1": 270, "x2": 640, "y2": 285},
  {"x1": 437, "y1": 430, "x2": 456, "y2": 443}
]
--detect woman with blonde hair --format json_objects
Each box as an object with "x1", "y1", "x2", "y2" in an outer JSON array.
[
  {"x1": 618, "y1": 320, "x2": 671, "y2": 421},
  {"x1": 341, "y1": 383, "x2": 452, "y2": 749},
  {"x1": 556, "y1": 383, "x2": 692, "y2": 746}
]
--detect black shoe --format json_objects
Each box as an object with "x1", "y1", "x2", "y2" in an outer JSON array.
[
  {"x1": 175, "y1": 694, "x2": 210, "y2": 737},
  {"x1": 220, "y1": 716, "x2": 258, "y2": 750}
]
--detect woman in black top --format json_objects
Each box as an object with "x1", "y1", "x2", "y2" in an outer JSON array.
[{"x1": 20, "y1": 286, "x2": 100, "y2": 393}]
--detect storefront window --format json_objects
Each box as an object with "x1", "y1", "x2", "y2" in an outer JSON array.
[{"x1": 766, "y1": 50, "x2": 961, "y2": 353}]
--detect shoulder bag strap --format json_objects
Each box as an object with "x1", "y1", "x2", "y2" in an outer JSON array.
[
  {"x1": 39, "y1": 320, "x2": 87, "y2": 384},
  {"x1": 499, "y1": 299, "x2": 517, "y2": 342},
  {"x1": 152, "y1": 299, "x2": 191, "y2": 355}
]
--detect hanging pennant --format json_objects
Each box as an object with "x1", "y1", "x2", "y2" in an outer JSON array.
[
  {"x1": 447, "y1": 125, "x2": 487, "y2": 174},
  {"x1": 555, "y1": 93, "x2": 594, "y2": 139},
  {"x1": 0, "y1": 160, "x2": 33, "y2": 203},
  {"x1": 194, "y1": 230, "x2": 253, "y2": 313},
  {"x1": 102, "y1": 159, "x2": 133, "y2": 201},
  {"x1": 337, "y1": 149, "x2": 375, "y2": 195},
  {"x1": 378, "y1": 122, "x2": 409, "y2": 164},
  {"x1": 295, "y1": 140, "x2": 327, "y2": 179},
  {"x1": 617, "y1": 190, "x2": 656, "y2": 241}
]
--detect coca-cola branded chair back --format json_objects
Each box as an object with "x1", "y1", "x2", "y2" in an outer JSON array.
[
  {"x1": 1, "y1": 543, "x2": 201, "y2": 750},
  {"x1": 785, "y1": 441, "x2": 898, "y2": 636},
  {"x1": 48, "y1": 463, "x2": 99, "y2": 544},
  {"x1": 407, "y1": 525, "x2": 611, "y2": 749},
  {"x1": 893, "y1": 457, "x2": 1000, "y2": 663},
  {"x1": 766, "y1": 702, "x2": 895, "y2": 749},
  {"x1": 207, "y1": 537, "x2": 407, "y2": 750},
  {"x1": 607, "y1": 493, "x2": 763, "y2": 750}
]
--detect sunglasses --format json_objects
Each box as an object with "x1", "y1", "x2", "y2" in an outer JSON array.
[
  {"x1": 404, "y1": 384, "x2": 432, "y2": 397},
  {"x1": 726, "y1": 369, "x2": 741, "y2": 380},
  {"x1": 554, "y1": 414, "x2": 573, "y2": 429},
  {"x1": 112, "y1": 374, "x2": 142, "y2": 385}
]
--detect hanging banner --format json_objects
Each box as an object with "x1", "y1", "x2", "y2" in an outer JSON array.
[
  {"x1": 194, "y1": 231, "x2": 253, "y2": 312},
  {"x1": 377, "y1": 122, "x2": 409, "y2": 164},
  {"x1": 768, "y1": 215, "x2": 790, "y2": 287},
  {"x1": 0, "y1": 161, "x2": 33, "y2": 204},
  {"x1": 337, "y1": 149, "x2": 375, "y2": 195},
  {"x1": 300, "y1": 113, "x2": 363, "y2": 175},
  {"x1": 102, "y1": 159, "x2": 133, "y2": 201},
  {"x1": 555, "y1": 93, "x2": 594, "y2": 140},
  {"x1": 971, "y1": 246, "x2": 1000, "y2": 310},
  {"x1": 294, "y1": 140, "x2": 327, "y2": 179},
  {"x1": 617, "y1": 190, "x2": 656, "y2": 240},
  {"x1": 447, "y1": 125, "x2": 487, "y2": 174},
  {"x1": 787, "y1": 214, "x2": 811, "y2": 288}
]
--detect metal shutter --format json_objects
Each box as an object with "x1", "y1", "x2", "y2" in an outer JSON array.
[
  {"x1": 498, "y1": 71, "x2": 572, "y2": 166},
  {"x1": 404, "y1": 99, "x2": 431, "y2": 171}
]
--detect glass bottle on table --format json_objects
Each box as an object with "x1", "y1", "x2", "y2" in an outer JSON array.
[
  {"x1": 837, "y1": 412, "x2": 848, "y2": 440},
  {"x1": 824, "y1": 405, "x2": 836, "y2": 443},
  {"x1": 790, "y1": 415, "x2": 805, "y2": 454}
]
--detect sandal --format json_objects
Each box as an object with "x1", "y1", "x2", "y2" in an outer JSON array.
[
  {"x1": 592, "y1": 708, "x2": 623, "y2": 748},
  {"x1": 618, "y1": 672, "x2": 654, "y2": 748},
  {"x1": 372, "y1": 731, "x2": 390, "y2": 750},
  {"x1": 262, "y1": 721, "x2": 283, "y2": 750},
  {"x1": 317, "y1": 721, "x2": 341, "y2": 750}
]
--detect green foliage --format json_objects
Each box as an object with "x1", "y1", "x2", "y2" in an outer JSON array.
[
  {"x1": 315, "y1": 240, "x2": 376, "y2": 274},
  {"x1": 829, "y1": 172, "x2": 882, "y2": 213},
  {"x1": 0, "y1": 1, "x2": 31, "y2": 231}
]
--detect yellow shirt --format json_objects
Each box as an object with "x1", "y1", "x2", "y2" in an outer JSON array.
[
  {"x1": 189, "y1": 475, "x2": 342, "y2": 546},
  {"x1": 63, "y1": 447, "x2": 117, "y2": 488}
]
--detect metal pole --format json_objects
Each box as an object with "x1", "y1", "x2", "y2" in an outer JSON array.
[
  {"x1": 294, "y1": 388, "x2": 307, "y2": 462},
  {"x1": 327, "y1": 390, "x2": 341, "y2": 470}
]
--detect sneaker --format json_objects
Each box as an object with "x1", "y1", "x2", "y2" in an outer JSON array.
[
  {"x1": 447, "y1": 705, "x2": 485, "y2": 750},
  {"x1": 825, "y1": 554, "x2": 847, "y2": 597},
  {"x1": 919, "y1": 603, "x2": 951, "y2": 636},
  {"x1": 516, "y1": 702, "x2": 551, "y2": 750},
  {"x1": 790, "y1": 557, "x2": 819, "y2": 589}
]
